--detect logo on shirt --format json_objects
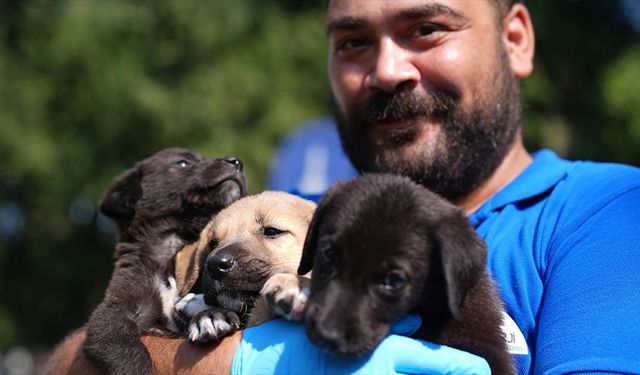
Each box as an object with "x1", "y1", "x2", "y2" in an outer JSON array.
[{"x1": 500, "y1": 311, "x2": 529, "y2": 355}]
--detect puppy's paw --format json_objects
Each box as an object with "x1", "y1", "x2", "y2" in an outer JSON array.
[
  {"x1": 175, "y1": 293, "x2": 209, "y2": 318},
  {"x1": 261, "y1": 273, "x2": 310, "y2": 321},
  {"x1": 187, "y1": 308, "x2": 241, "y2": 343},
  {"x1": 173, "y1": 293, "x2": 209, "y2": 332}
]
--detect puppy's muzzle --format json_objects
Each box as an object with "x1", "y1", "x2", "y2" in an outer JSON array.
[
  {"x1": 305, "y1": 303, "x2": 357, "y2": 355},
  {"x1": 306, "y1": 312, "x2": 342, "y2": 352},
  {"x1": 206, "y1": 253, "x2": 236, "y2": 278}
]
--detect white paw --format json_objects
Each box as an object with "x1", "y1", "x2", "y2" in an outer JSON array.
[
  {"x1": 175, "y1": 293, "x2": 208, "y2": 318},
  {"x1": 187, "y1": 309, "x2": 240, "y2": 343},
  {"x1": 261, "y1": 273, "x2": 310, "y2": 321}
]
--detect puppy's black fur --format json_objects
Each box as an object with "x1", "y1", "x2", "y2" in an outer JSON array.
[
  {"x1": 83, "y1": 147, "x2": 247, "y2": 375},
  {"x1": 298, "y1": 174, "x2": 514, "y2": 374}
]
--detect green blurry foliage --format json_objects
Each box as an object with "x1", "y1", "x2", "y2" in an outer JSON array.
[
  {"x1": 602, "y1": 47, "x2": 640, "y2": 160},
  {"x1": 522, "y1": 0, "x2": 640, "y2": 163},
  {"x1": 0, "y1": 0, "x2": 638, "y2": 352},
  {"x1": 0, "y1": 0, "x2": 329, "y2": 350}
]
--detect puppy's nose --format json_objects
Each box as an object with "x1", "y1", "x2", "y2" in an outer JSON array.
[
  {"x1": 307, "y1": 314, "x2": 343, "y2": 353},
  {"x1": 207, "y1": 254, "x2": 236, "y2": 276},
  {"x1": 315, "y1": 324, "x2": 342, "y2": 350},
  {"x1": 224, "y1": 157, "x2": 243, "y2": 172}
]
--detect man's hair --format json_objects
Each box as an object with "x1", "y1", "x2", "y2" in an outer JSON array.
[
  {"x1": 494, "y1": 0, "x2": 521, "y2": 16},
  {"x1": 489, "y1": 0, "x2": 521, "y2": 27},
  {"x1": 325, "y1": 1, "x2": 522, "y2": 16}
]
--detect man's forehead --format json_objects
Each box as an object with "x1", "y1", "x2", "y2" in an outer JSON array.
[{"x1": 326, "y1": 0, "x2": 489, "y2": 32}]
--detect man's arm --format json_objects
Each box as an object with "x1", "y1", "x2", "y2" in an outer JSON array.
[
  {"x1": 535, "y1": 186, "x2": 640, "y2": 373},
  {"x1": 46, "y1": 317, "x2": 491, "y2": 375},
  {"x1": 44, "y1": 328, "x2": 241, "y2": 375}
]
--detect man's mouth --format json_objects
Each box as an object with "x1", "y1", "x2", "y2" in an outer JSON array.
[
  {"x1": 370, "y1": 116, "x2": 423, "y2": 129},
  {"x1": 368, "y1": 117, "x2": 439, "y2": 145}
]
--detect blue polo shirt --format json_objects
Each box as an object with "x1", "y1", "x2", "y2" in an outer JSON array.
[{"x1": 469, "y1": 149, "x2": 640, "y2": 374}]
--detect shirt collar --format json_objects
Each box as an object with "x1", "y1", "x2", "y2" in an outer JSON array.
[{"x1": 469, "y1": 149, "x2": 572, "y2": 226}]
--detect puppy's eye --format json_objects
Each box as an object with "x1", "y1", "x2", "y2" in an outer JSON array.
[
  {"x1": 316, "y1": 264, "x2": 336, "y2": 281},
  {"x1": 174, "y1": 160, "x2": 191, "y2": 168},
  {"x1": 380, "y1": 271, "x2": 406, "y2": 291},
  {"x1": 321, "y1": 247, "x2": 335, "y2": 263},
  {"x1": 263, "y1": 227, "x2": 285, "y2": 238}
]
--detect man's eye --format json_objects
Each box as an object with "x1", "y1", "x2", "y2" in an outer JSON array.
[
  {"x1": 411, "y1": 23, "x2": 441, "y2": 37},
  {"x1": 174, "y1": 160, "x2": 191, "y2": 168},
  {"x1": 263, "y1": 227, "x2": 286, "y2": 238},
  {"x1": 336, "y1": 37, "x2": 369, "y2": 52}
]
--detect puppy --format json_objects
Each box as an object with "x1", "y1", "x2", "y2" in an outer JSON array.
[
  {"x1": 82, "y1": 147, "x2": 247, "y2": 375},
  {"x1": 173, "y1": 191, "x2": 315, "y2": 342},
  {"x1": 295, "y1": 174, "x2": 514, "y2": 374}
]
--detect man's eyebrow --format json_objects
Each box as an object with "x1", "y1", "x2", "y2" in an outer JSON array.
[
  {"x1": 326, "y1": 16, "x2": 366, "y2": 36},
  {"x1": 326, "y1": 3, "x2": 467, "y2": 35},
  {"x1": 393, "y1": 3, "x2": 467, "y2": 23}
]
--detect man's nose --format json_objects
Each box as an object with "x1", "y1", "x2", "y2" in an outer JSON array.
[{"x1": 367, "y1": 37, "x2": 419, "y2": 93}]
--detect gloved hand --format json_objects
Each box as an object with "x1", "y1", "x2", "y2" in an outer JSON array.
[{"x1": 231, "y1": 316, "x2": 491, "y2": 374}]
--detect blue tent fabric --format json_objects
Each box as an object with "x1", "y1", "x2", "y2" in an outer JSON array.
[{"x1": 268, "y1": 118, "x2": 358, "y2": 200}]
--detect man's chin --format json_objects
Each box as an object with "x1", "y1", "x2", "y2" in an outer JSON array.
[
  {"x1": 370, "y1": 118, "x2": 440, "y2": 151},
  {"x1": 372, "y1": 137, "x2": 440, "y2": 174}
]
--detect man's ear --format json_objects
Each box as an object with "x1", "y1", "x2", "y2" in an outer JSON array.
[
  {"x1": 429, "y1": 216, "x2": 487, "y2": 320},
  {"x1": 502, "y1": 3, "x2": 535, "y2": 79},
  {"x1": 99, "y1": 167, "x2": 142, "y2": 221}
]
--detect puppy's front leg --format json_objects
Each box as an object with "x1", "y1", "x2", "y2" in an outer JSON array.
[
  {"x1": 173, "y1": 293, "x2": 209, "y2": 331},
  {"x1": 174, "y1": 293, "x2": 241, "y2": 343},
  {"x1": 249, "y1": 273, "x2": 310, "y2": 326},
  {"x1": 187, "y1": 307, "x2": 241, "y2": 343}
]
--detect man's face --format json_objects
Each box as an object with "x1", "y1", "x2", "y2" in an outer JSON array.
[{"x1": 327, "y1": 0, "x2": 522, "y2": 200}]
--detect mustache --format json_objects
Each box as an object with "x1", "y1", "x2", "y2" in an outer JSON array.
[{"x1": 351, "y1": 88, "x2": 457, "y2": 126}]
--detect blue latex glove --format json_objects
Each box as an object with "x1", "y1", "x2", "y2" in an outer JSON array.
[{"x1": 231, "y1": 316, "x2": 491, "y2": 375}]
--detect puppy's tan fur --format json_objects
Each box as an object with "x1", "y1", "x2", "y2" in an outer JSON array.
[{"x1": 177, "y1": 191, "x2": 315, "y2": 334}]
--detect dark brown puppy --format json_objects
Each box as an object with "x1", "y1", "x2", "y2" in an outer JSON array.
[
  {"x1": 82, "y1": 147, "x2": 247, "y2": 375},
  {"x1": 298, "y1": 173, "x2": 514, "y2": 375}
]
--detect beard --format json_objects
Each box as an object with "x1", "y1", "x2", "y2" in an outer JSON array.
[{"x1": 334, "y1": 50, "x2": 522, "y2": 201}]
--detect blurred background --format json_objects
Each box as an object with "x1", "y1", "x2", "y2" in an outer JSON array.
[{"x1": 0, "y1": 0, "x2": 639, "y2": 373}]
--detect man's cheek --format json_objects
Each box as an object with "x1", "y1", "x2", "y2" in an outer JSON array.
[{"x1": 330, "y1": 65, "x2": 367, "y2": 113}]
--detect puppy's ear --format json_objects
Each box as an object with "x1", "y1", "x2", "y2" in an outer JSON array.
[
  {"x1": 298, "y1": 200, "x2": 328, "y2": 275},
  {"x1": 99, "y1": 167, "x2": 142, "y2": 220},
  {"x1": 431, "y1": 216, "x2": 487, "y2": 320},
  {"x1": 175, "y1": 242, "x2": 200, "y2": 296},
  {"x1": 178, "y1": 222, "x2": 216, "y2": 295}
]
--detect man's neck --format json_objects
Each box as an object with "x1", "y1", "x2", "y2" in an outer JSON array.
[{"x1": 453, "y1": 137, "x2": 532, "y2": 215}]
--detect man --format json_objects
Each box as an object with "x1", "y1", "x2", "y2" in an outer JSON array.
[
  {"x1": 48, "y1": 1, "x2": 640, "y2": 374},
  {"x1": 325, "y1": 0, "x2": 640, "y2": 373}
]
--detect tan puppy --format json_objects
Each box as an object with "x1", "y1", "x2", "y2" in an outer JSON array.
[{"x1": 173, "y1": 191, "x2": 315, "y2": 342}]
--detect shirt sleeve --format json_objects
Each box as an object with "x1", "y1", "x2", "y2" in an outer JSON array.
[{"x1": 534, "y1": 186, "x2": 640, "y2": 373}]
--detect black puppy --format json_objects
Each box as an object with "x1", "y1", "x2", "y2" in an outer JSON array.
[
  {"x1": 298, "y1": 174, "x2": 514, "y2": 375},
  {"x1": 83, "y1": 147, "x2": 247, "y2": 375}
]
